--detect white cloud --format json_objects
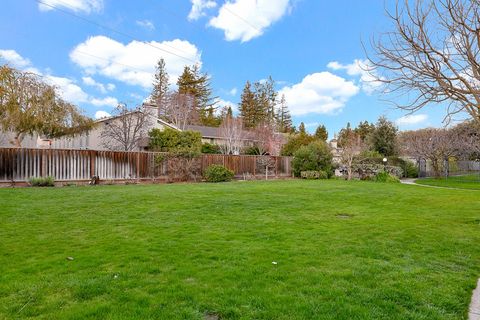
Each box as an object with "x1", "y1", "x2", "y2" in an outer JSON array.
[
  {"x1": 136, "y1": 19, "x2": 155, "y2": 30},
  {"x1": 95, "y1": 110, "x2": 111, "y2": 119},
  {"x1": 38, "y1": 0, "x2": 103, "y2": 14},
  {"x1": 215, "y1": 98, "x2": 238, "y2": 114},
  {"x1": 1, "y1": 49, "x2": 118, "y2": 110},
  {"x1": 229, "y1": 87, "x2": 238, "y2": 96},
  {"x1": 209, "y1": 0, "x2": 292, "y2": 42},
  {"x1": 327, "y1": 59, "x2": 382, "y2": 94},
  {"x1": 188, "y1": 0, "x2": 217, "y2": 21},
  {"x1": 395, "y1": 114, "x2": 428, "y2": 126},
  {"x1": 0, "y1": 49, "x2": 31, "y2": 68},
  {"x1": 82, "y1": 76, "x2": 115, "y2": 94},
  {"x1": 278, "y1": 72, "x2": 359, "y2": 116},
  {"x1": 70, "y1": 35, "x2": 202, "y2": 89},
  {"x1": 45, "y1": 75, "x2": 90, "y2": 104},
  {"x1": 89, "y1": 96, "x2": 119, "y2": 107}
]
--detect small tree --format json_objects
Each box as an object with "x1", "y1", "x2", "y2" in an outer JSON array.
[
  {"x1": 253, "y1": 122, "x2": 285, "y2": 156},
  {"x1": 340, "y1": 131, "x2": 366, "y2": 180},
  {"x1": 100, "y1": 104, "x2": 152, "y2": 151},
  {"x1": 218, "y1": 117, "x2": 245, "y2": 155}
]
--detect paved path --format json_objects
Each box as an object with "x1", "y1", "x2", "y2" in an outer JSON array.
[
  {"x1": 400, "y1": 178, "x2": 479, "y2": 191},
  {"x1": 470, "y1": 280, "x2": 480, "y2": 320}
]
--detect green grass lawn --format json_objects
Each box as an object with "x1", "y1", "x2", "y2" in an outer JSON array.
[
  {"x1": 415, "y1": 174, "x2": 480, "y2": 190},
  {"x1": 1, "y1": 180, "x2": 480, "y2": 319}
]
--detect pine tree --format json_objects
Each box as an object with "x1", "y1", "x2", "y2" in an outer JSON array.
[
  {"x1": 276, "y1": 94, "x2": 293, "y2": 133},
  {"x1": 150, "y1": 58, "x2": 170, "y2": 119},
  {"x1": 314, "y1": 124, "x2": 328, "y2": 141},
  {"x1": 254, "y1": 76, "x2": 277, "y2": 124},
  {"x1": 239, "y1": 81, "x2": 258, "y2": 128},
  {"x1": 177, "y1": 65, "x2": 219, "y2": 126},
  {"x1": 298, "y1": 122, "x2": 306, "y2": 134}
]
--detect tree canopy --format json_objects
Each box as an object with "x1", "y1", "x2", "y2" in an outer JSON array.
[{"x1": 0, "y1": 65, "x2": 93, "y2": 146}]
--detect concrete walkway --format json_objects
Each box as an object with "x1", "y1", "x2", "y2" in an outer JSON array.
[
  {"x1": 400, "y1": 178, "x2": 479, "y2": 191},
  {"x1": 470, "y1": 280, "x2": 480, "y2": 320}
]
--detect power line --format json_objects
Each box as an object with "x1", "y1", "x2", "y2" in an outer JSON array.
[
  {"x1": 35, "y1": 0, "x2": 199, "y2": 64},
  {"x1": 221, "y1": 4, "x2": 262, "y2": 33}
]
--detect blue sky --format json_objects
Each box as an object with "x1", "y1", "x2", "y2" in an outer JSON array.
[{"x1": 0, "y1": 0, "x2": 448, "y2": 137}]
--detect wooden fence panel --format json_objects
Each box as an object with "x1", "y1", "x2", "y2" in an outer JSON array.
[{"x1": 0, "y1": 148, "x2": 292, "y2": 183}]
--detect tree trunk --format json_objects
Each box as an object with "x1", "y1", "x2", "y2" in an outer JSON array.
[{"x1": 12, "y1": 133, "x2": 25, "y2": 147}]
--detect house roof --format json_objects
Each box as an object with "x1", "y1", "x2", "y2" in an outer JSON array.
[
  {"x1": 95, "y1": 109, "x2": 180, "y2": 131},
  {"x1": 184, "y1": 125, "x2": 222, "y2": 139}
]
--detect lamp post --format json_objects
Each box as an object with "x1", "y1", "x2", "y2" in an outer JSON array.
[{"x1": 383, "y1": 157, "x2": 387, "y2": 172}]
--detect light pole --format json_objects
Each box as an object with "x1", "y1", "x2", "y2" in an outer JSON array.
[{"x1": 383, "y1": 157, "x2": 387, "y2": 173}]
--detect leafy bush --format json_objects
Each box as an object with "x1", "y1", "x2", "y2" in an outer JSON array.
[
  {"x1": 292, "y1": 141, "x2": 333, "y2": 177},
  {"x1": 404, "y1": 161, "x2": 419, "y2": 178},
  {"x1": 203, "y1": 164, "x2": 235, "y2": 182},
  {"x1": 29, "y1": 176, "x2": 55, "y2": 187},
  {"x1": 300, "y1": 170, "x2": 328, "y2": 179},
  {"x1": 352, "y1": 164, "x2": 403, "y2": 180},
  {"x1": 374, "y1": 171, "x2": 400, "y2": 183},
  {"x1": 201, "y1": 143, "x2": 221, "y2": 154},
  {"x1": 281, "y1": 133, "x2": 317, "y2": 156},
  {"x1": 149, "y1": 128, "x2": 202, "y2": 153}
]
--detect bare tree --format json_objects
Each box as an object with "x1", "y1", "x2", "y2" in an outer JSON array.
[
  {"x1": 400, "y1": 128, "x2": 463, "y2": 177},
  {"x1": 252, "y1": 122, "x2": 285, "y2": 156},
  {"x1": 218, "y1": 117, "x2": 245, "y2": 155},
  {"x1": 368, "y1": 0, "x2": 480, "y2": 124},
  {"x1": 339, "y1": 131, "x2": 366, "y2": 180},
  {"x1": 100, "y1": 103, "x2": 152, "y2": 151},
  {"x1": 164, "y1": 92, "x2": 198, "y2": 130}
]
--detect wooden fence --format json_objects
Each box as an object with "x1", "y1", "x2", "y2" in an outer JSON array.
[{"x1": 0, "y1": 148, "x2": 292, "y2": 183}]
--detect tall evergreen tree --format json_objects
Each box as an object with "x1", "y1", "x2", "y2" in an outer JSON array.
[
  {"x1": 276, "y1": 94, "x2": 293, "y2": 133},
  {"x1": 177, "y1": 64, "x2": 218, "y2": 126},
  {"x1": 150, "y1": 58, "x2": 170, "y2": 119},
  {"x1": 239, "y1": 81, "x2": 258, "y2": 128},
  {"x1": 314, "y1": 124, "x2": 328, "y2": 141},
  {"x1": 254, "y1": 76, "x2": 277, "y2": 124},
  {"x1": 354, "y1": 121, "x2": 375, "y2": 142}
]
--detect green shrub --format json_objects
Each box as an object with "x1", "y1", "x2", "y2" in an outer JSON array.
[
  {"x1": 300, "y1": 170, "x2": 328, "y2": 180},
  {"x1": 374, "y1": 171, "x2": 400, "y2": 183},
  {"x1": 201, "y1": 143, "x2": 221, "y2": 154},
  {"x1": 148, "y1": 128, "x2": 202, "y2": 153},
  {"x1": 203, "y1": 165, "x2": 234, "y2": 182},
  {"x1": 242, "y1": 145, "x2": 261, "y2": 155},
  {"x1": 404, "y1": 161, "x2": 419, "y2": 178},
  {"x1": 281, "y1": 133, "x2": 317, "y2": 156},
  {"x1": 292, "y1": 141, "x2": 333, "y2": 177},
  {"x1": 29, "y1": 176, "x2": 55, "y2": 187}
]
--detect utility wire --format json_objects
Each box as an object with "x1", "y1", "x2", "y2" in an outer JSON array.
[{"x1": 35, "y1": 0, "x2": 199, "y2": 64}]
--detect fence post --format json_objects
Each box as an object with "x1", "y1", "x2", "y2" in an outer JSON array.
[
  {"x1": 136, "y1": 152, "x2": 140, "y2": 181},
  {"x1": 40, "y1": 149, "x2": 45, "y2": 177},
  {"x1": 90, "y1": 150, "x2": 95, "y2": 178},
  {"x1": 253, "y1": 156, "x2": 256, "y2": 176},
  {"x1": 275, "y1": 157, "x2": 278, "y2": 176}
]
